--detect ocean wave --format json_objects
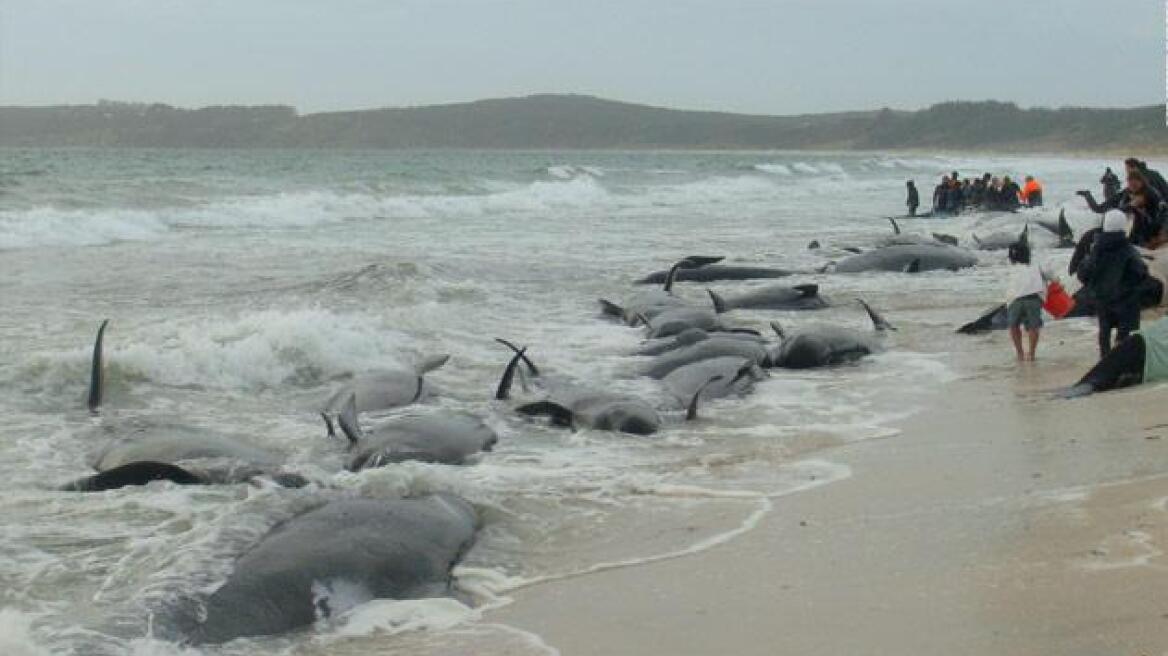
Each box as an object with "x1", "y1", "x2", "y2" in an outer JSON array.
[
  {"x1": 18, "y1": 309, "x2": 420, "y2": 395},
  {"x1": 754, "y1": 163, "x2": 792, "y2": 176},
  {"x1": 544, "y1": 165, "x2": 604, "y2": 180}
]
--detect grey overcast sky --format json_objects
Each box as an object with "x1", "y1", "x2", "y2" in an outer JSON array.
[{"x1": 0, "y1": 0, "x2": 1162, "y2": 114}]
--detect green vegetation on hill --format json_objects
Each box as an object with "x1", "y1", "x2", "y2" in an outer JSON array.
[{"x1": 1, "y1": 95, "x2": 1164, "y2": 152}]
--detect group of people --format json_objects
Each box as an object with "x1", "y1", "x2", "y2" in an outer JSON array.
[
  {"x1": 905, "y1": 171, "x2": 1043, "y2": 216},
  {"x1": 1000, "y1": 158, "x2": 1168, "y2": 397}
]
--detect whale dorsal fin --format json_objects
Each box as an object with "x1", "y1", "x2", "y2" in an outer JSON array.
[
  {"x1": 336, "y1": 393, "x2": 363, "y2": 447},
  {"x1": 598, "y1": 299, "x2": 624, "y2": 318},
  {"x1": 686, "y1": 375, "x2": 724, "y2": 421},
  {"x1": 87, "y1": 319, "x2": 109, "y2": 413},
  {"x1": 707, "y1": 289, "x2": 728, "y2": 314},
  {"x1": 794, "y1": 284, "x2": 819, "y2": 297},
  {"x1": 857, "y1": 299, "x2": 895, "y2": 332}
]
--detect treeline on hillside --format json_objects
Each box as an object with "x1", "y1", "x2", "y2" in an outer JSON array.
[{"x1": 1, "y1": 95, "x2": 1164, "y2": 152}]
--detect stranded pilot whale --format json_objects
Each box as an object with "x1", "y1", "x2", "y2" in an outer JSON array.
[
  {"x1": 832, "y1": 243, "x2": 978, "y2": 273},
  {"x1": 63, "y1": 321, "x2": 305, "y2": 491},
  {"x1": 494, "y1": 340, "x2": 667, "y2": 433},
  {"x1": 706, "y1": 283, "x2": 829, "y2": 313},
  {"x1": 180, "y1": 494, "x2": 479, "y2": 644},
  {"x1": 322, "y1": 354, "x2": 450, "y2": 416},
  {"x1": 322, "y1": 394, "x2": 497, "y2": 471},
  {"x1": 768, "y1": 300, "x2": 894, "y2": 369}
]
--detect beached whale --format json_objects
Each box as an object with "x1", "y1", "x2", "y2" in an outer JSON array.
[
  {"x1": 181, "y1": 494, "x2": 478, "y2": 644},
  {"x1": 495, "y1": 341, "x2": 665, "y2": 433},
  {"x1": 324, "y1": 396, "x2": 498, "y2": 471},
  {"x1": 600, "y1": 257, "x2": 719, "y2": 325},
  {"x1": 322, "y1": 355, "x2": 450, "y2": 415},
  {"x1": 878, "y1": 218, "x2": 960, "y2": 248},
  {"x1": 68, "y1": 321, "x2": 304, "y2": 491},
  {"x1": 636, "y1": 264, "x2": 794, "y2": 285},
  {"x1": 833, "y1": 244, "x2": 978, "y2": 273},
  {"x1": 707, "y1": 284, "x2": 828, "y2": 313},
  {"x1": 632, "y1": 328, "x2": 766, "y2": 357},
  {"x1": 769, "y1": 301, "x2": 893, "y2": 369},
  {"x1": 662, "y1": 356, "x2": 765, "y2": 408},
  {"x1": 641, "y1": 306, "x2": 726, "y2": 338},
  {"x1": 639, "y1": 335, "x2": 770, "y2": 379}
]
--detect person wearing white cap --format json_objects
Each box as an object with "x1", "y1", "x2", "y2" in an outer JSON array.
[{"x1": 1077, "y1": 210, "x2": 1149, "y2": 356}]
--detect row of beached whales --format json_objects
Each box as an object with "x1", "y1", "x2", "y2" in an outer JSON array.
[{"x1": 58, "y1": 215, "x2": 1060, "y2": 644}]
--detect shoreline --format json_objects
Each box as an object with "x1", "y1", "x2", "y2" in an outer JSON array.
[{"x1": 487, "y1": 321, "x2": 1168, "y2": 655}]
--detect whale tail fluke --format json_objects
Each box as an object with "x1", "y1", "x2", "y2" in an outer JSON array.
[
  {"x1": 495, "y1": 346, "x2": 530, "y2": 400},
  {"x1": 516, "y1": 400, "x2": 575, "y2": 429},
  {"x1": 87, "y1": 319, "x2": 109, "y2": 413},
  {"x1": 336, "y1": 393, "x2": 363, "y2": 447},
  {"x1": 707, "y1": 289, "x2": 728, "y2": 314},
  {"x1": 857, "y1": 299, "x2": 896, "y2": 332},
  {"x1": 321, "y1": 413, "x2": 338, "y2": 440},
  {"x1": 495, "y1": 338, "x2": 539, "y2": 376}
]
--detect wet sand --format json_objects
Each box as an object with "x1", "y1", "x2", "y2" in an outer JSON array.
[{"x1": 490, "y1": 322, "x2": 1168, "y2": 655}]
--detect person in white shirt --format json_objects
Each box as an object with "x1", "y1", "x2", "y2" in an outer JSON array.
[{"x1": 1005, "y1": 241, "x2": 1050, "y2": 361}]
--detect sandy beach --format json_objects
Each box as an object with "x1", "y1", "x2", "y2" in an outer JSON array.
[{"x1": 491, "y1": 321, "x2": 1168, "y2": 656}]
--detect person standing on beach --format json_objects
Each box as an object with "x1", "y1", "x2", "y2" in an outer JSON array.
[
  {"x1": 933, "y1": 176, "x2": 950, "y2": 213},
  {"x1": 1004, "y1": 242, "x2": 1048, "y2": 361},
  {"x1": 906, "y1": 180, "x2": 919, "y2": 216},
  {"x1": 1077, "y1": 210, "x2": 1150, "y2": 357}
]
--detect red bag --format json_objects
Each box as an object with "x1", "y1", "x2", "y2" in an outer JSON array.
[{"x1": 1043, "y1": 281, "x2": 1074, "y2": 319}]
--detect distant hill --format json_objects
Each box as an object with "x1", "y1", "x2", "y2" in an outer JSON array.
[{"x1": 1, "y1": 95, "x2": 1165, "y2": 152}]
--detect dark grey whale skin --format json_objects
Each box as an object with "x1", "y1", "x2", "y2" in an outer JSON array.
[{"x1": 183, "y1": 494, "x2": 478, "y2": 645}]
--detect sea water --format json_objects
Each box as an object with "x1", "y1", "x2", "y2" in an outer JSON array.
[{"x1": 0, "y1": 149, "x2": 1109, "y2": 654}]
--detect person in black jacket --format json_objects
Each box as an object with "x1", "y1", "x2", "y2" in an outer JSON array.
[
  {"x1": 933, "y1": 176, "x2": 950, "y2": 213},
  {"x1": 906, "y1": 180, "x2": 919, "y2": 216},
  {"x1": 1077, "y1": 172, "x2": 1166, "y2": 247},
  {"x1": 1077, "y1": 210, "x2": 1150, "y2": 356},
  {"x1": 1101, "y1": 167, "x2": 1121, "y2": 200},
  {"x1": 1000, "y1": 176, "x2": 1021, "y2": 210}
]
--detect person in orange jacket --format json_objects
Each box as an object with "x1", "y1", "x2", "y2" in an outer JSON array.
[{"x1": 1021, "y1": 176, "x2": 1044, "y2": 207}]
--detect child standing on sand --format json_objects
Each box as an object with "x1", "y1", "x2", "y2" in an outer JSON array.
[{"x1": 1005, "y1": 241, "x2": 1049, "y2": 361}]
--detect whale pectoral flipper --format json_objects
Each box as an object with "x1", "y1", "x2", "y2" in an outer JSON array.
[
  {"x1": 87, "y1": 319, "x2": 110, "y2": 413},
  {"x1": 336, "y1": 394, "x2": 363, "y2": 447},
  {"x1": 857, "y1": 299, "x2": 895, "y2": 331},
  {"x1": 516, "y1": 401, "x2": 575, "y2": 429},
  {"x1": 687, "y1": 375, "x2": 725, "y2": 421},
  {"x1": 680, "y1": 256, "x2": 724, "y2": 268},
  {"x1": 62, "y1": 461, "x2": 201, "y2": 492},
  {"x1": 794, "y1": 284, "x2": 819, "y2": 297},
  {"x1": 902, "y1": 259, "x2": 921, "y2": 274},
  {"x1": 495, "y1": 347, "x2": 529, "y2": 400}
]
